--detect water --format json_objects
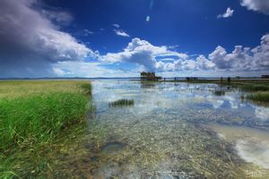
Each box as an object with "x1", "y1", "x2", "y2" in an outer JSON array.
[
  {"x1": 209, "y1": 124, "x2": 269, "y2": 169},
  {"x1": 83, "y1": 80, "x2": 269, "y2": 178}
]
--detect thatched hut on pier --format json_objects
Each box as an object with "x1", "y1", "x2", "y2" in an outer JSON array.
[{"x1": 140, "y1": 72, "x2": 162, "y2": 81}]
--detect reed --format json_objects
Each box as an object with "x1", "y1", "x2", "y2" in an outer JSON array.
[
  {"x1": 246, "y1": 92, "x2": 269, "y2": 103},
  {"x1": 0, "y1": 80, "x2": 92, "y2": 178}
]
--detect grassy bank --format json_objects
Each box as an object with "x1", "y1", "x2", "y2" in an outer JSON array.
[{"x1": 0, "y1": 80, "x2": 92, "y2": 178}]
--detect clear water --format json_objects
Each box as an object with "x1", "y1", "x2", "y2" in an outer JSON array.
[{"x1": 84, "y1": 80, "x2": 269, "y2": 178}]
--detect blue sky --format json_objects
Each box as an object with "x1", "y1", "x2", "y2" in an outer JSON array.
[
  {"x1": 53, "y1": 0, "x2": 269, "y2": 54},
  {"x1": 0, "y1": 0, "x2": 269, "y2": 77}
]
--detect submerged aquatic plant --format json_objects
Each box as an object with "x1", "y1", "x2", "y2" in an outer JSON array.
[
  {"x1": 213, "y1": 90, "x2": 226, "y2": 96},
  {"x1": 109, "y1": 99, "x2": 134, "y2": 107},
  {"x1": 85, "y1": 116, "x2": 248, "y2": 178}
]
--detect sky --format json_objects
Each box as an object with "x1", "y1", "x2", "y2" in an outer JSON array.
[{"x1": 0, "y1": 0, "x2": 269, "y2": 78}]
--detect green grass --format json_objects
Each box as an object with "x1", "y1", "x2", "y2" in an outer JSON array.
[
  {"x1": 109, "y1": 99, "x2": 134, "y2": 107},
  {"x1": 246, "y1": 92, "x2": 269, "y2": 103},
  {"x1": 0, "y1": 80, "x2": 92, "y2": 178},
  {"x1": 0, "y1": 80, "x2": 91, "y2": 98},
  {"x1": 80, "y1": 83, "x2": 92, "y2": 95},
  {"x1": 0, "y1": 92, "x2": 89, "y2": 151},
  {"x1": 238, "y1": 84, "x2": 269, "y2": 92}
]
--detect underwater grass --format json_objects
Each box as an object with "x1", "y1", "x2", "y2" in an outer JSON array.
[
  {"x1": 84, "y1": 117, "x2": 249, "y2": 178},
  {"x1": 109, "y1": 99, "x2": 134, "y2": 107},
  {"x1": 0, "y1": 80, "x2": 92, "y2": 178},
  {"x1": 213, "y1": 90, "x2": 226, "y2": 96}
]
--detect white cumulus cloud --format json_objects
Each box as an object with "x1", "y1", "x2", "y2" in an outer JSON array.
[
  {"x1": 100, "y1": 34, "x2": 269, "y2": 75},
  {"x1": 112, "y1": 24, "x2": 121, "y2": 28},
  {"x1": 47, "y1": 34, "x2": 269, "y2": 77},
  {"x1": 0, "y1": 0, "x2": 95, "y2": 77},
  {"x1": 209, "y1": 34, "x2": 269, "y2": 72},
  {"x1": 241, "y1": 0, "x2": 269, "y2": 15},
  {"x1": 217, "y1": 7, "x2": 234, "y2": 18},
  {"x1": 53, "y1": 61, "x2": 138, "y2": 77},
  {"x1": 101, "y1": 38, "x2": 189, "y2": 71},
  {"x1": 114, "y1": 29, "x2": 130, "y2": 37}
]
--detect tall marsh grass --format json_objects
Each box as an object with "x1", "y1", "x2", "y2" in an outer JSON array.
[
  {"x1": 246, "y1": 92, "x2": 269, "y2": 103},
  {"x1": 0, "y1": 81, "x2": 91, "y2": 151},
  {"x1": 0, "y1": 80, "x2": 92, "y2": 177},
  {"x1": 0, "y1": 80, "x2": 90, "y2": 98},
  {"x1": 239, "y1": 84, "x2": 269, "y2": 92},
  {"x1": 0, "y1": 92, "x2": 88, "y2": 151}
]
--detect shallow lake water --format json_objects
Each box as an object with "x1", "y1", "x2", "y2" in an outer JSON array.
[{"x1": 82, "y1": 80, "x2": 269, "y2": 178}]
